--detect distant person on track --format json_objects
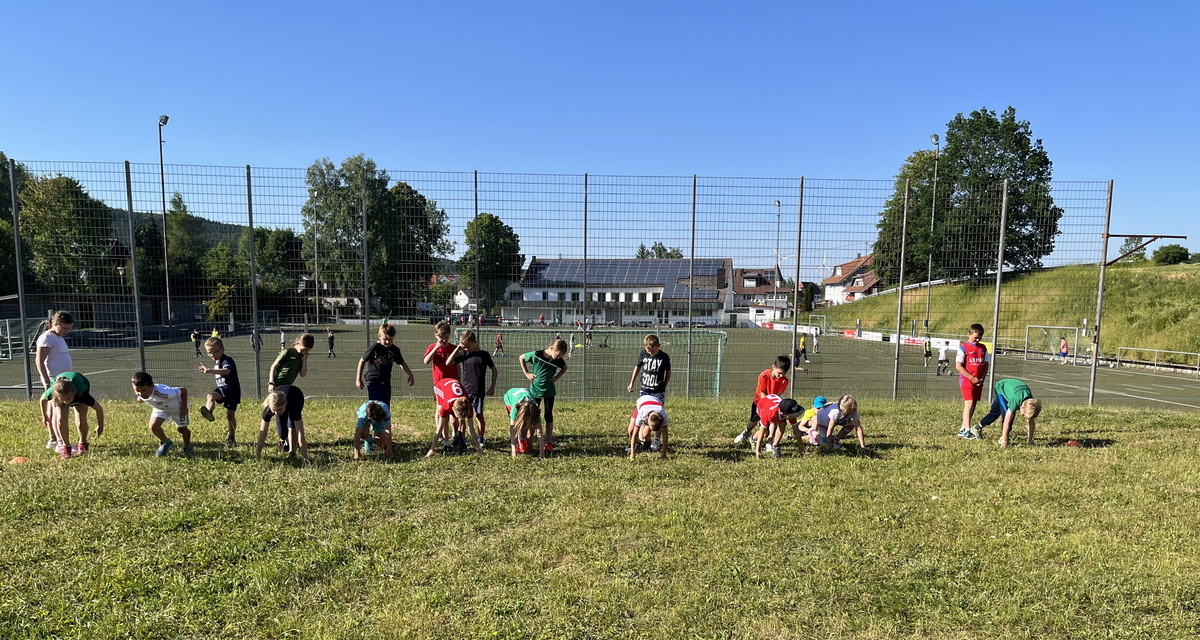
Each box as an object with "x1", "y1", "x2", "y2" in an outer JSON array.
[
  {"x1": 936, "y1": 342, "x2": 950, "y2": 376},
  {"x1": 327, "y1": 328, "x2": 337, "y2": 358},
  {"x1": 1059, "y1": 336, "x2": 1069, "y2": 364},
  {"x1": 191, "y1": 329, "x2": 202, "y2": 357},
  {"x1": 924, "y1": 337, "x2": 933, "y2": 368}
]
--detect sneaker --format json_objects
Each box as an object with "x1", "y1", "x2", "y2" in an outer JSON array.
[
  {"x1": 199, "y1": 405, "x2": 215, "y2": 422},
  {"x1": 46, "y1": 438, "x2": 59, "y2": 450},
  {"x1": 477, "y1": 438, "x2": 485, "y2": 448},
  {"x1": 772, "y1": 447, "x2": 782, "y2": 459},
  {"x1": 956, "y1": 428, "x2": 969, "y2": 439},
  {"x1": 732, "y1": 431, "x2": 748, "y2": 445},
  {"x1": 516, "y1": 439, "x2": 529, "y2": 454},
  {"x1": 58, "y1": 445, "x2": 71, "y2": 460},
  {"x1": 968, "y1": 424, "x2": 983, "y2": 440},
  {"x1": 362, "y1": 439, "x2": 374, "y2": 454},
  {"x1": 764, "y1": 443, "x2": 777, "y2": 456},
  {"x1": 649, "y1": 437, "x2": 662, "y2": 452},
  {"x1": 452, "y1": 434, "x2": 467, "y2": 453},
  {"x1": 156, "y1": 439, "x2": 174, "y2": 457},
  {"x1": 543, "y1": 442, "x2": 554, "y2": 455},
  {"x1": 181, "y1": 444, "x2": 194, "y2": 458},
  {"x1": 278, "y1": 440, "x2": 290, "y2": 453},
  {"x1": 441, "y1": 444, "x2": 452, "y2": 456},
  {"x1": 224, "y1": 437, "x2": 236, "y2": 448},
  {"x1": 805, "y1": 360, "x2": 811, "y2": 364},
  {"x1": 75, "y1": 442, "x2": 90, "y2": 455}
]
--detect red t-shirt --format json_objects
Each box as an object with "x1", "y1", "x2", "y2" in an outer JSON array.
[
  {"x1": 425, "y1": 343, "x2": 459, "y2": 383},
  {"x1": 755, "y1": 394, "x2": 796, "y2": 427},
  {"x1": 434, "y1": 378, "x2": 466, "y2": 417},
  {"x1": 754, "y1": 369, "x2": 789, "y2": 399},
  {"x1": 958, "y1": 341, "x2": 990, "y2": 379}
]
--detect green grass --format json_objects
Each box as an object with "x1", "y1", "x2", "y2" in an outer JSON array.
[
  {"x1": 819, "y1": 263, "x2": 1200, "y2": 363},
  {"x1": 3, "y1": 398, "x2": 1200, "y2": 639}
]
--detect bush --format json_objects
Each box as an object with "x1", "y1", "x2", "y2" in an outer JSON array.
[{"x1": 1152, "y1": 243, "x2": 1190, "y2": 266}]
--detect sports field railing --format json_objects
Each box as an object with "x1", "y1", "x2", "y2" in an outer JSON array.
[{"x1": 4, "y1": 157, "x2": 1123, "y2": 404}]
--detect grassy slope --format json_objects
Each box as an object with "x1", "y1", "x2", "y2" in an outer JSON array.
[
  {"x1": 819, "y1": 264, "x2": 1200, "y2": 360},
  {"x1": 2, "y1": 398, "x2": 1200, "y2": 639}
]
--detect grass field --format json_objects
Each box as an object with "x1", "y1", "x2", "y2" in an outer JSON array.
[{"x1": 2, "y1": 397, "x2": 1200, "y2": 639}]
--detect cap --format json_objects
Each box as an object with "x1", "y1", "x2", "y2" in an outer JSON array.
[
  {"x1": 778, "y1": 398, "x2": 804, "y2": 418},
  {"x1": 813, "y1": 395, "x2": 827, "y2": 409}
]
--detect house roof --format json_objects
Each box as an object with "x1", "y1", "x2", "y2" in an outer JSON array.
[
  {"x1": 844, "y1": 272, "x2": 880, "y2": 294},
  {"x1": 521, "y1": 258, "x2": 730, "y2": 301},
  {"x1": 732, "y1": 268, "x2": 792, "y2": 295},
  {"x1": 822, "y1": 254, "x2": 874, "y2": 286}
]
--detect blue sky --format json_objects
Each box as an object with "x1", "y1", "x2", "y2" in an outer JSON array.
[{"x1": 3, "y1": 0, "x2": 1197, "y2": 261}]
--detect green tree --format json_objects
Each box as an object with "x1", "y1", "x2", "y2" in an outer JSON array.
[
  {"x1": 0, "y1": 152, "x2": 31, "y2": 295},
  {"x1": 164, "y1": 192, "x2": 206, "y2": 296},
  {"x1": 1152, "y1": 243, "x2": 1189, "y2": 266},
  {"x1": 635, "y1": 242, "x2": 684, "y2": 259},
  {"x1": 18, "y1": 174, "x2": 121, "y2": 295},
  {"x1": 430, "y1": 281, "x2": 457, "y2": 308},
  {"x1": 301, "y1": 155, "x2": 451, "y2": 316},
  {"x1": 458, "y1": 213, "x2": 523, "y2": 311},
  {"x1": 1117, "y1": 236, "x2": 1147, "y2": 263},
  {"x1": 132, "y1": 216, "x2": 165, "y2": 297},
  {"x1": 873, "y1": 107, "x2": 1063, "y2": 284},
  {"x1": 207, "y1": 282, "x2": 236, "y2": 322},
  {"x1": 203, "y1": 241, "x2": 242, "y2": 285}
]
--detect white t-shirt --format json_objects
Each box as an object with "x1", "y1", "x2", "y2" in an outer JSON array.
[
  {"x1": 37, "y1": 331, "x2": 72, "y2": 380},
  {"x1": 633, "y1": 394, "x2": 668, "y2": 427},
  {"x1": 938, "y1": 345, "x2": 949, "y2": 360},
  {"x1": 137, "y1": 384, "x2": 188, "y2": 426},
  {"x1": 816, "y1": 403, "x2": 861, "y2": 429}
]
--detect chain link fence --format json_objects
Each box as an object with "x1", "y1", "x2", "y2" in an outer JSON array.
[{"x1": 6, "y1": 157, "x2": 1148, "y2": 407}]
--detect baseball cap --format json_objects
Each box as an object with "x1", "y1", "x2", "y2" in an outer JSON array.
[
  {"x1": 778, "y1": 398, "x2": 804, "y2": 418},
  {"x1": 813, "y1": 395, "x2": 827, "y2": 409}
]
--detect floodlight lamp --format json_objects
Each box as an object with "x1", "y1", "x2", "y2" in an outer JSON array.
[
  {"x1": 159, "y1": 115, "x2": 170, "y2": 126},
  {"x1": 930, "y1": 133, "x2": 939, "y2": 145},
  {"x1": 774, "y1": 200, "x2": 781, "y2": 207}
]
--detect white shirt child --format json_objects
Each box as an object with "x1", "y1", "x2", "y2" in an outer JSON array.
[
  {"x1": 137, "y1": 384, "x2": 189, "y2": 427},
  {"x1": 37, "y1": 331, "x2": 72, "y2": 382},
  {"x1": 633, "y1": 394, "x2": 668, "y2": 428}
]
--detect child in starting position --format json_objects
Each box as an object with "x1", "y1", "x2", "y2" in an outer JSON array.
[
  {"x1": 40, "y1": 372, "x2": 104, "y2": 459},
  {"x1": 197, "y1": 337, "x2": 240, "y2": 446},
  {"x1": 805, "y1": 394, "x2": 868, "y2": 452},
  {"x1": 255, "y1": 385, "x2": 308, "y2": 462},
  {"x1": 964, "y1": 378, "x2": 1042, "y2": 448},
  {"x1": 36, "y1": 310, "x2": 75, "y2": 450},
  {"x1": 504, "y1": 387, "x2": 542, "y2": 458},
  {"x1": 520, "y1": 339, "x2": 568, "y2": 457},
  {"x1": 427, "y1": 378, "x2": 477, "y2": 456},
  {"x1": 448, "y1": 330, "x2": 498, "y2": 448},
  {"x1": 132, "y1": 371, "x2": 192, "y2": 457},
  {"x1": 733, "y1": 355, "x2": 792, "y2": 445},
  {"x1": 751, "y1": 394, "x2": 804, "y2": 459},
  {"x1": 955, "y1": 324, "x2": 990, "y2": 439},
  {"x1": 627, "y1": 394, "x2": 669, "y2": 460},
  {"x1": 354, "y1": 400, "x2": 392, "y2": 459}
]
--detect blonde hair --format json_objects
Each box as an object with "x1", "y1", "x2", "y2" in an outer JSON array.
[
  {"x1": 52, "y1": 377, "x2": 77, "y2": 404},
  {"x1": 451, "y1": 396, "x2": 473, "y2": 422},
  {"x1": 460, "y1": 330, "x2": 478, "y2": 348},
  {"x1": 644, "y1": 334, "x2": 660, "y2": 348},
  {"x1": 294, "y1": 333, "x2": 315, "y2": 349},
  {"x1": 205, "y1": 337, "x2": 225, "y2": 351},
  {"x1": 515, "y1": 399, "x2": 540, "y2": 429},
  {"x1": 838, "y1": 395, "x2": 858, "y2": 417},
  {"x1": 434, "y1": 321, "x2": 451, "y2": 340},
  {"x1": 378, "y1": 322, "x2": 396, "y2": 338},
  {"x1": 1021, "y1": 398, "x2": 1043, "y2": 419},
  {"x1": 263, "y1": 391, "x2": 287, "y2": 414},
  {"x1": 548, "y1": 338, "x2": 568, "y2": 357}
]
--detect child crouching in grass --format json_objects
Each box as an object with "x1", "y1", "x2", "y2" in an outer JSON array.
[
  {"x1": 966, "y1": 378, "x2": 1042, "y2": 448},
  {"x1": 504, "y1": 387, "x2": 542, "y2": 458},
  {"x1": 41, "y1": 372, "x2": 104, "y2": 459},
  {"x1": 132, "y1": 372, "x2": 192, "y2": 457},
  {"x1": 354, "y1": 400, "x2": 392, "y2": 459},
  {"x1": 427, "y1": 378, "x2": 477, "y2": 457},
  {"x1": 627, "y1": 394, "x2": 668, "y2": 460},
  {"x1": 255, "y1": 385, "x2": 308, "y2": 462},
  {"x1": 751, "y1": 395, "x2": 804, "y2": 459},
  {"x1": 807, "y1": 395, "x2": 868, "y2": 453}
]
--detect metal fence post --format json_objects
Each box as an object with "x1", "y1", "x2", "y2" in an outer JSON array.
[
  {"x1": 987, "y1": 180, "x2": 1010, "y2": 401},
  {"x1": 581, "y1": 172, "x2": 588, "y2": 400},
  {"x1": 892, "y1": 180, "x2": 910, "y2": 401},
  {"x1": 361, "y1": 165, "x2": 370, "y2": 348},
  {"x1": 124, "y1": 162, "x2": 146, "y2": 372},
  {"x1": 8, "y1": 159, "x2": 32, "y2": 399},
  {"x1": 473, "y1": 170, "x2": 480, "y2": 333},
  {"x1": 790, "y1": 178, "x2": 805, "y2": 380},
  {"x1": 1088, "y1": 181, "x2": 1115, "y2": 405},
  {"x1": 686, "y1": 175, "x2": 696, "y2": 399},
  {"x1": 246, "y1": 165, "x2": 262, "y2": 397}
]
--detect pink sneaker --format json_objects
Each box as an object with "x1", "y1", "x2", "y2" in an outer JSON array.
[
  {"x1": 57, "y1": 445, "x2": 71, "y2": 460},
  {"x1": 75, "y1": 442, "x2": 90, "y2": 454}
]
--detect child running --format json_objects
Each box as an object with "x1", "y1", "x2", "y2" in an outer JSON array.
[
  {"x1": 354, "y1": 400, "x2": 392, "y2": 459},
  {"x1": 35, "y1": 310, "x2": 74, "y2": 451},
  {"x1": 131, "y1": 371, "x2": 192, "y2": 457},
  {"x1": 964, "y1": 378, "x2": 1043, "y2": 448},
  {"x1": 197, "y1": 337, "x2": 240, "y2": 447},
  {"x1": 733, "y1": 355, "x2": 792, "y2": 445},
  {"x1": 504, "y1": 387, "x2": 541, "y2": 458},
  {"x1": 255, "y1": 385, "x2": 308, "y2": 461},
  {"x1": 936, "y1": 342, "x2": 951, "y2": 376},
  {"x1": 427, "y1": 378, "x2": 477, "y2": 456},
  {"x1": 355, "y1": 322, "x2": 416, "y2": 407},
  {"x1": 627, "y1": 334, "x2": 672, "y2": 401},
  {"x1": 493, "y1": 332, "x2": 505, "y2": 357},
  {"x1": 40, "y1": 372, "x2": 104, "y2": 459},
  {"x1": 519, "y1": 339, "x2": 568, "y2": 457},
  {"x1": 955, "y1": 324, "x2": 990, "y2": 439},
  {"x1": 448, "y1": 330, "x2": 497, "y2": 448},
  {"x1": 751, "y1": 394, "x2": 804, "y2": 459},
  {"x1": 627, "y1": 394, "x2": 669, "y2": 460}
]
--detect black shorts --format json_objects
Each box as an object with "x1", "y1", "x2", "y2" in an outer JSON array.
[
  {"x1": 925, "y1": 351, "x2": 932, "y2": 358},
  {"x1": 64, "y1": 393, "x2": 97, "y2": 408},
  {"x1": 747, "y1": 401, "x2": 760, "y2": 424},
  {"x1": 213, "y1": 389, "x2": 240, "y2": 411}
]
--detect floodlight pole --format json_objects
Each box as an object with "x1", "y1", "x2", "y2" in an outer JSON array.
[
  {"x1": 774, "y1": 199, "x2": 781, "y2": 321},
  {"x1": 924, "y1": 134, "x2": 939, "y2": 335},
  {"x1": 892, "y1": 180, "x2": 910, "y2": 401},
  {"x1": 158, "y1": 115, "x2": 173, "y2": 328}
]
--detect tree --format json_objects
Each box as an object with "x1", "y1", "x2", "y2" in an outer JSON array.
[
  {"x1": 0, "y1": 152, "x2": 32, "y2": 295},
  {"x1": 165, "y1": 192, "x2": 206, "y2": 296},
  {"x1": 635, "y1": 242, "x2": 684, "y2": 259},
  {"x1": 206, "y1": 282, "x2": 236, "y2": 322},
  {"x1": 18, "y1": 174, "x2": 122, "y2": 295},
  {"x1": 1152, "y1": 243, "x2": 1189, "y2": 266},
  {"x1": 873, "y1": 107, "x2": 1063, "y2": 285},
  {"x1": 1117, "y1": 236, "x2": 1147, "y2": 262},
  {"x1": 458, "y1": 213, "x2": 523, "y2": 312},
  {"x1": 301, "y1": 155, "x2": 452, "y2": 316}
]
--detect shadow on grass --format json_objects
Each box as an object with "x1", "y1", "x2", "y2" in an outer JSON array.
[{"x1": 1046, "y1": 437, "x2": 1117, "y2": 449}]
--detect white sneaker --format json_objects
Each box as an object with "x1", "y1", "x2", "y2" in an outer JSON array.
[
  {"x1": 46, "y1": 438, "x2": 59, "y2": 450},
  {"x1": 732, "y1": 431, "x2": 748, "y2": 445},
  {"x1": 649, "y1": 437, "x2": 662, "y2": 452},
  {"x1": 764, "y1": 443, "x2": 776, "y2": 456}
]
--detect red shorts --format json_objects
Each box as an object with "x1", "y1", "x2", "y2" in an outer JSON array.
[{"x1": 959, "y1": 376, "x2": 982, "y2": 402}]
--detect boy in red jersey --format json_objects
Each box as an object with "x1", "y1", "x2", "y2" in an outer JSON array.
[
  {"x1": 955, "y1": 323, "x2": 991, "y2": 438},
  {"x1": 751, "y1": 394, "x2": 804, "y2": 459},
  {"x1": 733, "y1": 355, "x2": 792, "y2": 445},
  {"x1": 426, "y1": 377, "x2": 478, "y2": 457}
]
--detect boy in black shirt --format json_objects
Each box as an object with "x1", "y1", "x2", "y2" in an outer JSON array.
[
  {"x1": 448, "y1": 330, "x2": 498, "y2": 447},
  {"x1": 197, "y1": 336, "x2": 240, "y2": 447},
  {"x1": 354, "y1": 322, "x2": 415, "y2": 407}
]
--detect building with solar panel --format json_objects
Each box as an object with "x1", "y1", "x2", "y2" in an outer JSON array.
[{"x1": 509, "y1": 257, "x2": 733, "y2": 326}]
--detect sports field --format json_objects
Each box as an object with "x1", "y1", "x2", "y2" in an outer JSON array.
[{"x1": 4, "y1": 325, "x2": 1199, "y2": 409}]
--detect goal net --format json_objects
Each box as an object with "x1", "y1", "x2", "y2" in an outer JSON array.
[
  {"x1": 1024, "y1": 325, "x2": 1080, "y2": 365},
  {"x1": 457, "y1": 327, "x2": 728, "y2": 398}
]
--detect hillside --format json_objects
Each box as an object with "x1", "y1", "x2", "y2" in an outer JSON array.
[{"x1": 817, "y1": 263, "x2": 1200, "y2": 361}]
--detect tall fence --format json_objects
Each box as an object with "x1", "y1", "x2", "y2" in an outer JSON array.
[{"x1": 4, "y1": 158, "x2": 1140, "y2": 407}]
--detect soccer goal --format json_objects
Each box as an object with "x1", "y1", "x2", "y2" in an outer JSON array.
[
  {"x1": 257, "y1": 310, "x2": 280, "y2": 332},
  {"x1": 807, "y1": 314, "x2": 828, "y2": 335},
  {"x1": 459, "y1": 327, "x2": 728, "y2": 398},
  {"x1": 1024, "y1": 325, "x2": 1080, "y2": 365}
]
